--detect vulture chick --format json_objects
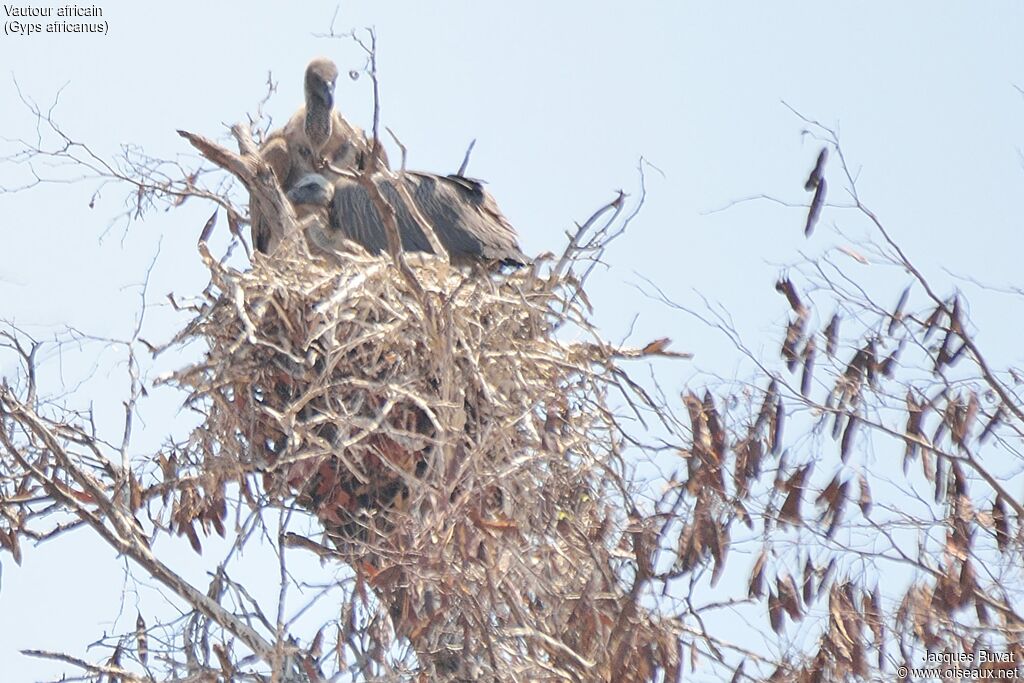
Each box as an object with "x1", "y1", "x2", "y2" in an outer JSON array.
[
  {"x1": 280, "y1": 57, "x2": 384, "y2": 183},
  {"x1": 252, "y1": 57, "x2": 384, "y2": 254},
  {"x1": 290, "y1": 172, "x2": 529, "y2": 268},
  {"x1": 301, "y1": 57, "x2": 338, "y2": 165}
]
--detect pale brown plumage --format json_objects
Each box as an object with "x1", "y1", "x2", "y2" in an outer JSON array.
[
  {"x1": 252, "y1": 58, "x2": 385, "y2": 254},
  {"x1": 279, "y1": 108, "x2": 375, "y2": 184}
]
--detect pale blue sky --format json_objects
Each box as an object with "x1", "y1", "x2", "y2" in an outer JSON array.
[{"x1": 1, "y1": 2, "x2": 1023, "y2": 680}]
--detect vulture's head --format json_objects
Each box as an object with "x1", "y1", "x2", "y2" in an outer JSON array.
[
  {"x1": 287, "y1": 173, "x2": 335, "y2": 209},
  {"x1": 304, "y1": 57, "x2": 339, "y2": 111}
]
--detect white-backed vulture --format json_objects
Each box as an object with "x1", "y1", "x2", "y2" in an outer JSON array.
[
  {"x1": 252, "y1": 58, "x2": 385, "y2": 254},
  {"x1": 288, "y1": 172, "x2": 529, "y2": 268}
]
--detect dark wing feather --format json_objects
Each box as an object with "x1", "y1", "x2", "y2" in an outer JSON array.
[
  {"x1": 328, "y1": 177, "x2": 436, "y2": 255},
  {"x1": 410, "y1": 172, "x2": 528, "y2": 266},
  {"x1": 408, "y1": 174, "x2": 486, "y2": 260},
  {"x1": 329, "y1": 178, "x2": 388, "y2": 254},
  {"x1": 328, "y1": 172, "x2": 527, "y2": 266}
]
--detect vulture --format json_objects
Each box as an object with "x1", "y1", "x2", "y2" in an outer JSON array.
[
  {"x1": 289, "y1": 172, "x2": 529, "y2": 268},
  {"x1": 253, "y1": 57, "x2": 384, "y2": 254},
  {"x1": 298, "y1": 57, "x2": 339, "y2": 166},
  {"x1": 254, "y1": 57, "x2": 526, "y2": 267}
]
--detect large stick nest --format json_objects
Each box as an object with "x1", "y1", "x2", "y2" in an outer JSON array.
[
  {"x1": 165, "y1": 127, "x2": 682, "y2": 680},
  {"x1": 172, "y1": 241, "x2": 613, "y2": 550}
]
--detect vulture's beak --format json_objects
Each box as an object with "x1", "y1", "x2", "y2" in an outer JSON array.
[{"x1": 318, "y1": 79, "x2": 336, "y2": 108}]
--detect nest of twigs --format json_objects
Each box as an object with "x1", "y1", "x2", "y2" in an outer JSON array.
[
  {"x1": 165, "y1": 126, "x2": 682, "y2": 680},
  {"x1": 170, "y1": 231, "x2": 615, "y2": 544},
  {"x1": 170, "y1": 232, "x2": 681, "y2": 679}
]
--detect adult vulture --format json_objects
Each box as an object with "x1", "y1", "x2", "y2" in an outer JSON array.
[{"x1": 288, "y1": 172, "x2": 529, "y2": 268}]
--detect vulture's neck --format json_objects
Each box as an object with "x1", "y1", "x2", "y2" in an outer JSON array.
[{"x1": 305, "y1": 99, "x2": 333, "y2": 155}]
